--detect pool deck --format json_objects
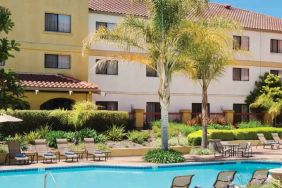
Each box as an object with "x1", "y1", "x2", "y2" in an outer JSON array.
[{"x1": 1, "y1": 147, "x2": 281, "y2": 171}]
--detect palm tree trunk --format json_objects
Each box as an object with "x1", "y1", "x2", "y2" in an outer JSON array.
[
  {"x1": 159, "y1": 71, "x2": 170, "y2": 151},
  {"x1": 201, "y1": 83, "x2": 208, "y2": 148}
]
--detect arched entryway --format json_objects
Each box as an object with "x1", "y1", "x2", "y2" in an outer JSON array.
[{"x1": 40, "y1": 98, "x2": 75, "y2": 110}]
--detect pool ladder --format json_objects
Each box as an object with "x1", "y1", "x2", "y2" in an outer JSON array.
[{"x1": 44, "y1": 172, "x2": 59, "y2": 188}]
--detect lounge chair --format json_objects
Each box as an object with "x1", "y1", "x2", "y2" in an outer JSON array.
[
  {"x1": 257, "y1": 133, "x2": 278, "y2": 149},
  {"x1": 248, "y1": 170, "x2": 269, "y2": 186},
  {"x1": 84, "y1": 138, "x2": 107, "y2": 161},
  {"x1": 34, "y1": 139, "x2": 57, "y2": 163},
  {"x1": 5, "y1": 141, "x2": 29, "y2": 165},
  {"x1": 56, "y1": 139, "x2": 79, "y2": 162},
  {"x1": 212, "y1": 171, "x2": 236, "y2": 188},
  {"x1": 236, "y1": 142, "x2": 252, "y2": 157},
  {"x1": 214, "y1": 141, "x2": 231, "y2": 157},
  {"x1": 272, "y1": 133, "x2": 282, "y2": 148},
  {"x1": 171, "y1": 175, "x2": 194, "y2": 188}
]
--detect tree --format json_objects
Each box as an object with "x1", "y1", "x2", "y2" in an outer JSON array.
[
  {"x1": 0, "y1": 69, "x2": 28, "y2": 109},
  {"x1": 180, "y1": 18, "x2": 237, "y2": 148},
  {"x1": 246, "y1": 72, "x2": 281, "y2": 113},
  {"x1": 251, "y1": 74, "x2": 282, "y2": 123},
  {"x1": 84, "y1": 0, "x2": 208, "y2": 150},
  {"x1": 0, "y1": 6, "x2": 25, "y2": 110}
]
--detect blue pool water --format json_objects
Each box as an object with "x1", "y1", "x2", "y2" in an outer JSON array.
[{"x1": 0, "y1": 161, "x2": 281, "y2": 188}]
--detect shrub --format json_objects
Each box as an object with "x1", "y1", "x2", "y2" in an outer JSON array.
[
  {"x1": 24, "y1": 131, "x2": 41, "y2": 144},
  {"x1": 187, "y1": 131, "x2": 204, "y2": 146},
  {"x1": 144, "y1": 149, "x2": 185, "y2": 163},
  {"x1": 151, "y1": 121, "x2": 201, "y2": 137},
  {"x1": 5, "y1": 134, "x2": 27, "y2": 149},
  {"x1": 45, "y1": 131, "x2": 68, "y2": 148},
  {"x1": 188, "y1": 127, "x2": 282, "y2": 146},
  {"x1": 0, "y1": 110, "x2": 130, "y2": 135},
  {"x1": 186, "y1": 116, "x2": 229, "y2": 126},
  {"x1": 238, "y1": 120, "x2": 267, "y2": 129},
  {"x1": 95, "y1": 143, "x2": 110, "y2": 151},
  {"x1": 208, "y1": 124, "x2": 234, "y2": 130},
  {"x1": 106, "y1": 125, "x2": 126, "y2": 141},
  {"x1": 127, "y1": 131, "x2": 150, "y2": 144},
  {"x1": 190, "y1": 148, "x2": 213, "y2": 155},
  {"x1": 74, "y1": 128, "x2": 107, "y2": 143},
  {"x1": 72, "y1": 101, "x2": 98, "y2": 111},
  {"x1": 168, "y1": 137, "x2": 189, "y2": 146},
  {"x1": 234, "y1": 127, "x2": 282, "y2": 140}
]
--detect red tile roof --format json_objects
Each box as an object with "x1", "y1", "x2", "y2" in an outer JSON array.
[
  {"x1": 88, "y1": 0, "x2": 282, "y2": 33},
  {"x1": 17, "y1": 73, "x2": 99, "y2": 92}
]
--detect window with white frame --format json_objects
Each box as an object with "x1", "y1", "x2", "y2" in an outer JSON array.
[
  {"x1": 45, "y1": 13, "x2": 71, "y2": 33},
  {"x1": 233, "y1": 68, "x2": 249, "y2": 81},
  {"x1": 0, "y1": 61, "x2": 5, "y2": 66},
  {"x1": 233, "y1": 36, "x2": 250, "y2": 51},
  {"x1": 45, "y1": 54, "x2": 71, "y2": 69}
]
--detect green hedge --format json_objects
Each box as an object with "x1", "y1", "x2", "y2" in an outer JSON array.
[
  {"x1": 0, "y1": 110, "x2": 131, "y2": 136},
  {"x1": 188, "y1": 127, "x2": 282, "y2": 146}
]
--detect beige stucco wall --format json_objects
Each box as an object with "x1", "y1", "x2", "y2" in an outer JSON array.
[
  {"x1": 1, "y1": 0, "x2": 89, "y2": 81},
  {"x1": 88, "y1": 12, "x2": 282, "y2": 113},
  {"x1": 24, "y1": 91, "x2": 92, "y2": 110}
]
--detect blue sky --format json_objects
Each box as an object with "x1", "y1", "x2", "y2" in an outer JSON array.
[{"x1": 211, "y1": 0, "x2": 282, "y2": 18}]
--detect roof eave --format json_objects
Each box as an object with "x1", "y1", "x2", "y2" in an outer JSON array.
[{"x1": 23, "y1": 87, "x2": 100, "y2": 93}]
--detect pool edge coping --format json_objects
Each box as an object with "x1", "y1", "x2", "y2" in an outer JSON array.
[{"x1": 0, "y1": 160, "x2": 281, "y2": 173}]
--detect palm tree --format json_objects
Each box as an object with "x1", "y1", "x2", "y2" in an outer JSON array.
[
  {"x1": 179, "y1": 18, "x2": 238, "y2": 148},
  {"x1": 83, "y1": 0, "x2": 208, "y2": 150}
]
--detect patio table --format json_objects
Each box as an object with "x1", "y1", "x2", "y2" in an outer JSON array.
[
  {"x1": 23, "y1": 151, "x2": 36, "y2": 164},
  {"x1": 74, "y1": 150, "x2": 85, "y2": 159},
  {"x1": 222, "y1": 143, "x2": 239, "y2": 157}
]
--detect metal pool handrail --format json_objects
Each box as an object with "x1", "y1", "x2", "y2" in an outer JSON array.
[{"x1": 44, "y1": 172, "x2": 59, "y2": 188}]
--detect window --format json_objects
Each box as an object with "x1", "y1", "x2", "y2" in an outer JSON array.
[
  {"x1": 233, "y1": 36, "x2": 249, "y2": 51},
  {"x1": 233, "y1": 104, "x2": 249, "y2": 124},
  {"x1": 270, "y1": 39, "x2": 282, "y2": 53},
  {"x1": 96, "y1": 101, "x2": 118, "y2": 111},
  {"x1": 233, "y1": 68, "x2": 249, "y2": 81},
  {"x1": 45, "y1": 54, "x2": 71, "y2": 69},
  {"x1": 96, "y1": 22, "x2": 116, "y2": 30},
  {"x1": 270, "y1": 70, "x2": 282, "y2": 80},
  {"x1": 146, "y1": 102, "x2": 161, "y2": 122},
  {"x1": 96, "y1": 59, "x2": 118, "y2": 75},
  {"x1": 192, "y1": 103, "x2": 210, "y2": 118},
  {"x1": 45, "y1": 13, "x2": 71, "y2": 33},
  {"x1": 0, "y1": 61, "x2": 5, "y2": 66},
  {"x1": 146, "y1": 66, "x2": 158, "y2": 77}
]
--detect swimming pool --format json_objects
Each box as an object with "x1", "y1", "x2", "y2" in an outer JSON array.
[{"x1": 0, "y1": 161, "x2": 280, "y2": 188}]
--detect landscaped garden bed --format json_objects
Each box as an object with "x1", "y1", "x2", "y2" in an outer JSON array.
[{"x1": 0, "y1": 106, "x2": 275, "y2": 163}]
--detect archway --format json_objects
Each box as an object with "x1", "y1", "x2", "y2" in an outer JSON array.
[{"x1": 40, "y1": 98, "x2": 75, "y2": 110}]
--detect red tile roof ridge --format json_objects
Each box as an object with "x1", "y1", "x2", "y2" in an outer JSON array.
[
  {"x1": 17, "y1": 73, "x2": 99, "y2": 91},
  {"x1": 88, "y1": 0, "x2": 282, "y2": 33},
  {"x1": 210, "y1": 2, "x2": 281, "y2": 20}
]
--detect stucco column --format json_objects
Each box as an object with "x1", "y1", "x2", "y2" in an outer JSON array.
[
  {"x1": 180, "y1": 110, "x2": 192, "y2": 124},
  {"x1": 224, "y1": 110, "x2": 234, "y2": 124},
  {"x1": 134, "y1": 109, "x2": 144, "y2": 129},
  {"x1": 264, "y1": 113, "x2": 273, "y2": 125}
]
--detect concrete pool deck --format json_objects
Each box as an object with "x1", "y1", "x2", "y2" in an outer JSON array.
[{"x1": 0, "y1": 147, "x2": 281, "y2": 171}]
